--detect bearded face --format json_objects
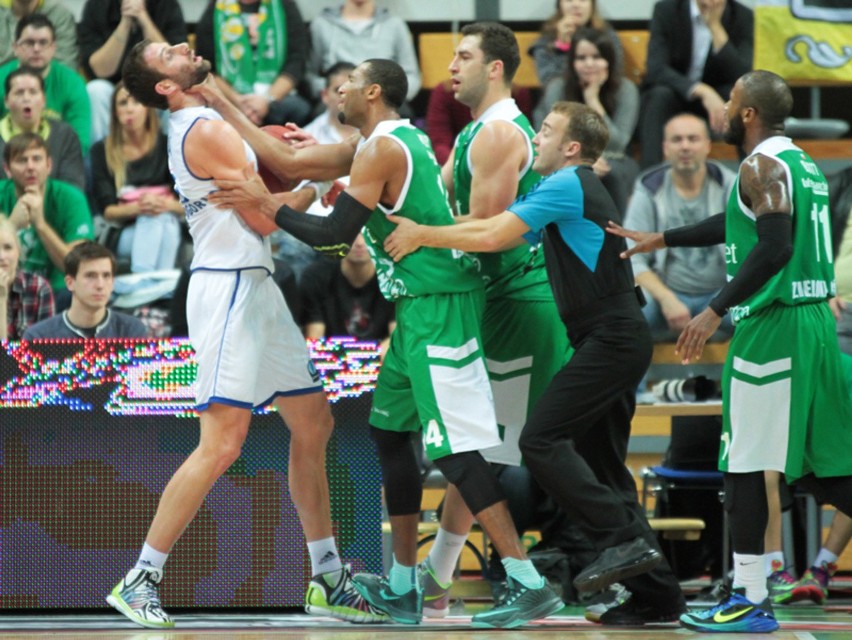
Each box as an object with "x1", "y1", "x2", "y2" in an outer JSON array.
[
  {"x1": 176, "y1": 59, "x2": 212, "y2": 91},
  {"x1": 724, "y1": 109, "x2": 746, "y2": 146}
]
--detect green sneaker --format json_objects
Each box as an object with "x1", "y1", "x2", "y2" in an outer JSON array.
[
  {"x1": 419, "y1": 559, "x2": 452, "y2": 618},
  {"x1": 471, "y1": 577, "x2": 563, "y2": 629},
  {"x1": 767, "y1": 561, "x2": 798, "y2": 604},
  {"x1": 305, "y1": 565, "x2": 389, "y2": 623},
  {"x1": 106, "y1": 568, "x2": 174, "y2": 629},
  {"x1": 352, "y1": 573, "x2": 422, "y2": 624},
  {"x1": 791, "y1": 561, "x2": 836, "y2": 604}
]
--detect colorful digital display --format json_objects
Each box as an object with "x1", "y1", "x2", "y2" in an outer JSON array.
[{"x1": 0, "y1": 338, "x2": 384, "y2": 609}]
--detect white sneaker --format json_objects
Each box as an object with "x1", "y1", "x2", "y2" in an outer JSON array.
[{"x1": 106, "y1": 568, "x2": 174, "y2": 629}]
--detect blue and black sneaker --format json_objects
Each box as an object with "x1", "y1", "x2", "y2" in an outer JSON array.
[{"x1": 679, "y1": 586, "x2": 779, "y2": 633}]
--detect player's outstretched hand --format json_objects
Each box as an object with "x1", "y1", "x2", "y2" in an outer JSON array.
[
  {"x1": 384, "y1": 216, "x2": 422, "y2": 262},
  {"x1": 208, "y1": 164, "x2": 272, "y2": 215},
  {"x1": 606, "y1": 221, "x2": 666, "y2": 259}
]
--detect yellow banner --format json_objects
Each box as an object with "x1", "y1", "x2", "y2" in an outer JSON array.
[{"x1": 755, "y1": 1, "x2": 852, "y2": 84}]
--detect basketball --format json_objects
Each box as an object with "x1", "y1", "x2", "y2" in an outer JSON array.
[{"x1": 257, "y1": 125, "x2": 299, "y2": 193}]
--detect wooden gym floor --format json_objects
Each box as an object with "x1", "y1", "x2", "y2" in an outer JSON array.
[{"x1": 4, "y1": 598, "x2": 852, "y2": 639}]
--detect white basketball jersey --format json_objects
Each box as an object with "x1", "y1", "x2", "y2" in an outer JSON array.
[{"x1": 168, "y1": 106, "x2": 274, "y2": 272}]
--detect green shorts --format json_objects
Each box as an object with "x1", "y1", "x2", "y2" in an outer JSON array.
[
  {"x1": 721, "y1": 302, "x2": 852, "y2": 481},
  {"x1": 369, "y1": 289, "x2": 501, "y2": 460},
  {"x1": 479, "y1": 295, "x2": 572, "y2": 465}
]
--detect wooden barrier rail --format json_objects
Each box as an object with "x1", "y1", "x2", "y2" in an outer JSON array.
[{"x1": 417, "y1": 30, "x2": 648, "y2": 90}]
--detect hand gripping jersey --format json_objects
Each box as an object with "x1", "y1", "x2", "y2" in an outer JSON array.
[{"x1": 168, "y1": 105, "x2": 274, "y2": 273}]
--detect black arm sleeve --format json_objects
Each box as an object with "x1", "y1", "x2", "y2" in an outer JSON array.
[
  {"x1": 708, "y1": 212, "x2": 793, "y2": 317},
  {"x1": 663, "y1": 212, "x2": 726, "y2": 247},
  {"x1": 274, "y1": 191, "x2": 373, "y2": 258}
]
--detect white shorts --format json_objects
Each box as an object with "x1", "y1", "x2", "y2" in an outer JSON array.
[{"x1": 187, "y1": 268, "x2": 322, "y2": 410}]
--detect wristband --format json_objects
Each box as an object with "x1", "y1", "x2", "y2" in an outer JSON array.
[{"x1": 305, "y1": 181, "x2": 333, "y2": 200}]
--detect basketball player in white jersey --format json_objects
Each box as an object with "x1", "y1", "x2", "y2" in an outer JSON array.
[{"x1": 102, "y1": 40, "x2": 387, "y2": 629}]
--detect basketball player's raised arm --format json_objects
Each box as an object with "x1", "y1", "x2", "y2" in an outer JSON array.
[
  {"x1": 193, "y1": 76, "x2": 357, "y2": 182},
  {"x1": 268, "y1": 137, "x2": 401, "y2": 258},
  {"x1": 185, "y1": 118, "x2": 279, "y2": 236}
]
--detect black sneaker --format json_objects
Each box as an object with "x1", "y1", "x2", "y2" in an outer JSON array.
[
  {"x1": 573, "y1": 537, "x2": 662, "y2": 594},
  {"x1": 597, "y1": 598, "x2": 686, "y2": 626}
]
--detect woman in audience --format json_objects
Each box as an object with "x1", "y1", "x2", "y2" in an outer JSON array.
[
  {"x1": 535, "y1": 27, "x2": 639, "y2": 215},
  {"x1": 528, "y1": 0, "x2": 619, "y2": 90},
  {"x1": 90, "y1": 82, "x2": 183, "y2": 274},
  {"x1": 0, "y1": 216, "x2": 54, "y2": 340}
]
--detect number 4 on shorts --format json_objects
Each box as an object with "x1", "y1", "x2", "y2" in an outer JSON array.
[{"x1": 425, "y1": 419, "x2": 445, "y2": 448}]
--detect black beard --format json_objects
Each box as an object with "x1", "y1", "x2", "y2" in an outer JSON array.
[
  {"x1": 724, "y1": 113, "x2": 745, "y2": 146},
  {"x1": 179, "y1": 60, "x2": 212, "y2": 91}
]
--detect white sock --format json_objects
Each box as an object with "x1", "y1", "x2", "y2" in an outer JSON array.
[
  {"x1": 765, "y1": 551, "x2": 785, "y2": 576},
  {"x1": 307, "y1": 537, "x2": 342, "y2": 576},
  {"x1": 813, "y1": 548, "x2": 839, "y2": 568},
  {"x1": 734, "y1": 553, "x2": 768, "y2": 603},
  {"x1": 389, "y1": 556, "x2": 417, "y2": 595},
  {"x1": 427, "y1": 528, "x2": 467, "y2": 584},
  {"x1": 134, "y1": 542, "x2": 169, "y2": 573}
]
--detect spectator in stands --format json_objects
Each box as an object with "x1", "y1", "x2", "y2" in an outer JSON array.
[
  {"x1": 0, "y1": 13, "x2": 91, "y2": 151},
  {"x1": 425, "y1": 81, "x2": 534, "y2": 167},
  {"x1": 529, "y1": 0, "x2": 620, "y2": 89},
  {"x1": 23, "y1": 240, "x2": 148, "y2": 338},
  {"x1": 0, "y1": 66, "x2": 85, "y2": 191},
  {"x1": 78, "y1": 0, "x2": 187, "y2": 144},
  {"x1": 307, "y1": 0, "x2": 420, "y2": 113},
  {"x1": 624, "y1": 113, "x2": 734, "y2": 342},
  {"x1": 299, "y1": 61, "x2": 355, "y2": 219},
  {"x1": 0, "y1": 215, "x2": 53, "y2": 340},
  {"x1": 301, "y1": 233, "x2": 395, "y2": 353},
  {"x1": 90, "y1": 81, "x2": 183, "y2": 274},
  {"x1": 0, "y1": 0, "x2": 78, "y2": 69},
  {"x1": 303, "y1": 61, "x2": 358, "y2": 147},
  {"x1": 534, "y1": 28, "x2": 638, "y2": 215},
  {"x1": 195, "y1": 0, "x2": 312, "y2": 127},
  {"x1": 639, "y1": 0, "x2": 753, "y2": 168},
  {"x1": 0, "y1": 132, "x2": 94, "y2": 305}
]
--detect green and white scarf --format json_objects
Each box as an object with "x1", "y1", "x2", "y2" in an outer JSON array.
[{"x1": 213, "y1": 0, "x2": 287, "y2": 95}]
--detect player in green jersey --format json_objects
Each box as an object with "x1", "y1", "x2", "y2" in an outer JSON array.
[
  {"x1": 203, "y1": 58, "x2": 562, "y2": 629},
  {"x1": 609, "y1": 70, "x2": 852, "y2": 634},
  {"x1": 416, "y1": 21, "x2": 575, "y2": 618}
]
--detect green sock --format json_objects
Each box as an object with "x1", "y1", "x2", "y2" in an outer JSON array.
[
  {"x1": 389, "y1": 557, "x2": 417, "y2": 595},
  {"x1": 502, "y1": 557, "x2": 544, "y2": 590}
]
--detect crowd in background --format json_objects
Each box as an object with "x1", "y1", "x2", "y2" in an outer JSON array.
[{"x1": 0, "y1": 0, "x2": 849, "y2": 346}]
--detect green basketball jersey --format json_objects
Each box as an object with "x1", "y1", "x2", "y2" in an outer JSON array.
[
  {"x1": 725, "y1": 137, "x2": 836, "y2": 323},
  {"x1": 361, "y1": 119, "x2": 482, "y2": 300},
  {"x1": 452, "y1": 99, "x2": 551, "y2": 301}
]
